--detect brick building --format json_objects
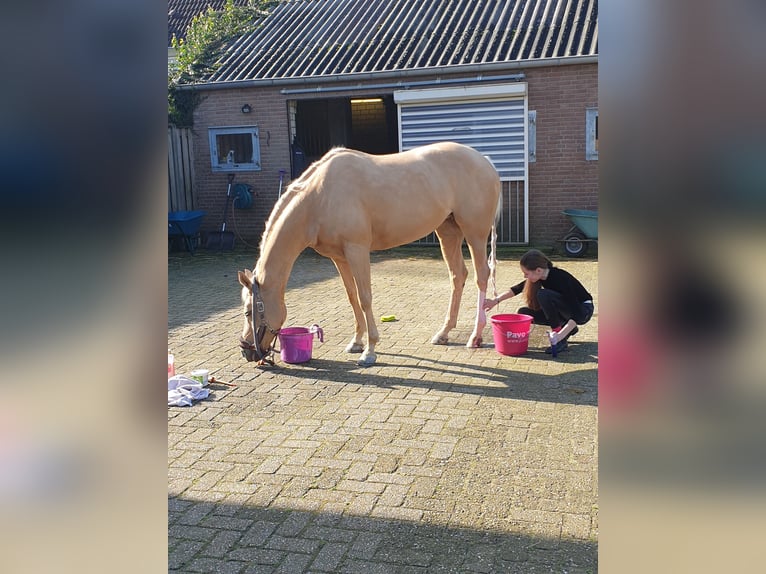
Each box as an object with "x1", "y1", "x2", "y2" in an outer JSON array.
[{"x1": 177, "y1": 0, "x2": 598, "y2": 247}]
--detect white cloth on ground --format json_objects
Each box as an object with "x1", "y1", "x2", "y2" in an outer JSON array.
[{"x1": 168, "y1": 375, "x2": 209, "y2": 407}]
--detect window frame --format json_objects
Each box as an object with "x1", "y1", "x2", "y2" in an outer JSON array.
[
  {"x1": 528, "y1": 110, "x2": 536, "y2": 163},
  {"x1": 585, "y1": 108, "x2": 598, "y2": 161},
  {"x1": 208, "y1": 126, "x2": 262, "y2": 172}
]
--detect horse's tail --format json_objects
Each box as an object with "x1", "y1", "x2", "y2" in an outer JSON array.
[
  {"x1": 488, "y1": 190, "x2": 501, "y2": 298},
  {"x1": 483, "y1": 155, "x2": 502, "y2": 299}
]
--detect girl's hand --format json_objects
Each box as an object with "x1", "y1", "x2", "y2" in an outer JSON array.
[{"x1": 483, "y1": 298, "x2": 496, "y2": 311}]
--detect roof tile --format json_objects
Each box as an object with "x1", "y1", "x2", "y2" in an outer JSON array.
[{"x1": 203, "y1": 0, "x2": 598, "y2": 84}]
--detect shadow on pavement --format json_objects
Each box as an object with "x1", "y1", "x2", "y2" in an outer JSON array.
[
  {"x1": 271, "y1": 356, "x2": 598, "y2": 407},
  {"x1": 169, "y1": 496, "x2": 597, "y2": 573}
]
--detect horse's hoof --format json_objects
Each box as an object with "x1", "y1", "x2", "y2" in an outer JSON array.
[
  {"x1": 357, "y1": 352, "x2": 376, "y2": 367},
  {"x1": 345, "y1": 342, "x2": 364, "y2": 353},
  {"x1": 467, "y1": 336, "x2": 483, "y2": 348},
  {"x1": 431, "y1": 334, "x2": 449, "y2": 345}
]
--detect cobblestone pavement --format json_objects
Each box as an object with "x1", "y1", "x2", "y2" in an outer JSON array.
[{"x1": 169, "y1": 247, "x2": 598, "y2": 573}]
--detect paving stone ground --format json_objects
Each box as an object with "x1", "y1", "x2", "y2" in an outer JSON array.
[{"x1": 169, "y1": 246, "x2": 598, "y2": 573}]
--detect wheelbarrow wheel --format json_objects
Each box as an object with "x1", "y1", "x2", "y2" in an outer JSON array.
[{"x1": 563, "y1": 232, "x2": 589, "y2": 257}]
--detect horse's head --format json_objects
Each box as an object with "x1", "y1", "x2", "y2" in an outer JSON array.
[{"x1": 237, "y1": 269, "x2": 286, "y2": 363}]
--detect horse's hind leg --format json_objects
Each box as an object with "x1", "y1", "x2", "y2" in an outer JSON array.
[
  {"x1": 464, "y1": 233, "x2": 492, "y2": 348},
  {"x1": 432, "y1": 217, "x2": 468, "y2": 345},
  {"x1": 331, "y1": 257, "x2": 366, "y2": 353}
]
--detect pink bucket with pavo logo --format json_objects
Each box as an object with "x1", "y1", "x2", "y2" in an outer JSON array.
[
  {"x1": 490, "y1": 313, "x2": 534, "y2": 356},
  {"x1": 278, "y1": 324, "x2": 324, "y2": 363}
]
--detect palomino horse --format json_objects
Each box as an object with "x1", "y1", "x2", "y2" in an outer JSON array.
[{"x1": 238, "y1": 141, "x2": 502, "y2": 366}]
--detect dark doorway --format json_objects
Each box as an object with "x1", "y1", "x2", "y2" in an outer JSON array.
[{"x1": 292, "y1": 95, "x2": 398, "y2": 175}]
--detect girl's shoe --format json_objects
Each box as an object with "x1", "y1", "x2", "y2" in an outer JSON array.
[{"x1": 545, "y1": 339, "x2": 569, "y2": 354}]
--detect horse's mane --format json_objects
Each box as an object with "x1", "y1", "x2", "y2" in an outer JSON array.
[{"x1": 258, "y1": 147, "x2": 350, "y2": 256}]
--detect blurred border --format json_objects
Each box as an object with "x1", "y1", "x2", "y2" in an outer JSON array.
[
  {"x1": 0, "y1": 2, "x2": 168, "y2": 572},
  {"x1": 3, "y1": 0, "x2": 765, "y2": 571},
  {"x1": 601, "y1": 1, "x2": 766, "y2": 571}
]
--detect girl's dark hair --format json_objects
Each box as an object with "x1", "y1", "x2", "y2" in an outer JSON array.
[{"x1": 520, "y1": 249, "x2": 553, "y2": 310}]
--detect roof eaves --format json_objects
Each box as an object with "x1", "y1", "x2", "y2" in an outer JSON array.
[{"x1": 182, "y1": 54, "x2": 599, "y2": 91}]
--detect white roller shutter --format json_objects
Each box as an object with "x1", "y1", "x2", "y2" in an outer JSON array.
[
  {"x1": 395, "y1": 83, "x2": 528, "y2": 181},
  {"x1": 395, "y1": 82, "x2": 529, "y2": 243}
]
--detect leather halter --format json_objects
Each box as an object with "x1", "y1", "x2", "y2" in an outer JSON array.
[{"x1": 239, "y1": 278, "x2": 279, "y2": 364}]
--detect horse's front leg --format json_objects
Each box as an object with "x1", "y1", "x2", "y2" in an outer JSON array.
[
  {"x1": 331, "y1": 257, "x2": 366, "y2": 353},
  {"x1": 343, "y1": 244, "x2": 378, "y2": 366}
]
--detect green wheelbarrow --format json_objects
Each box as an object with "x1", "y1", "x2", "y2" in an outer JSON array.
[{"x1": 558, "y1": 209, "x2": 598, "y2": 257}]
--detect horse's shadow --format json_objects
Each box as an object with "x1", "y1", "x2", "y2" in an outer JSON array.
[
  {"x1": 425, "y1": 340, "x2": 599, "y2": 366},
  {"x1": 274, "y1": 344, "x2": 598, "y2": 406}
]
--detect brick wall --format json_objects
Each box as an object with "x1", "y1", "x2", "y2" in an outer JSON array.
[
  {"x1": 190, "y1": 63, "x2": 597, "y2": 249},
  {"x1": 526, "y1": 64, "x2": 598, "y2": 246},
  {"x1": 192, "y1": 87, "x2": 292, "y2": 251}
]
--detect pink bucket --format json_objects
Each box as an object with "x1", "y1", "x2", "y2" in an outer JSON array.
[
  {"x1": 490, "y1": 313, "x2": 534, "y2": 356},
  {"x1": 278, "y1": 324, "x2": 323, "y2": 364}
]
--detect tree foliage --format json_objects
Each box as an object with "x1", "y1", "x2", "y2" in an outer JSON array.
[{"x1": 169, "y1": 0, "x2": 276, "y2": 126}]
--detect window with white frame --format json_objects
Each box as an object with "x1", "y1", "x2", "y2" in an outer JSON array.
[
  {"x1": 209, "y1": 126, "x2": 261, "y2": 172},
  {"x1": 586, "y1": 108, "x2": 598, "y2": 160}
]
